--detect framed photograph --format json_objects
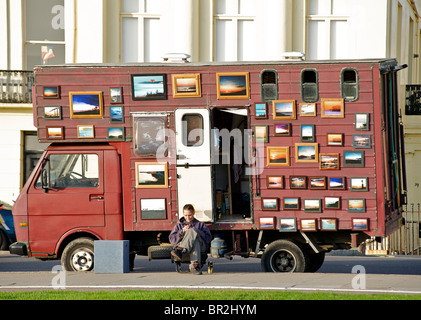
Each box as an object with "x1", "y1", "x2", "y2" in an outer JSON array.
[
  {"x1": 107, "y1": 127, "x2": 125, "y2": 140},
  {"x1": 77, "y1": 125, "x2": 94, "y2": 139},
  {"x1": 352, "y1": 134, "x2": 371, "y2": 149},
  {"x1": 259, "y1": 217, "x2": 276, "y2": 229},
  {"x1": 140, "y1": 198, "x2": 166, "y2": 220},
  {"x1": 290, "y1": 176, "x2": 307, "y2": 189},
  {"x1": 319, "y1": 153, "x2": 340, "y2": 170},
  {"x1": 327, "y1": 133, "x2": 343, "y2": 146},
  {"x1": 343, "y1": 150, "x2": 365, "y2": 167},
  {"x1": 135, "y1": 162, "x2": 168, "y2": 188},
  {"x1": 43, "y1": 86, "x2": 60, "y2": 99},
  {"x1": 132, "y1": 74, "x2": 167, "y2": 100},
  {"x1": 328, "y1": 177, "x2": 346, "y2": 190},
  {"x1": 352, "y1": 218, "x2": 369, "y2": 231},
  {"x1": 300, "y1": 124, "x2": 315, "y2": 142},
  {"x1": 355, "y1": 113, "x2": 370, "y2": 131},
  {"x1": 171, "y1": 73, "x2": 201, "y2": 98},
  {"x1": 216, "y1": 72, "x2": 250, "y2": 99},
  {"x1": 266, "y1": 176, "x2": 284, "y2": 189},
  {"x1": 295, "y1": 143, "x2": 318, "y2": 163},
  {"x1": 350, "y1": 177, "x2": 368, "y2": 191},
  {"x1": 254, "y1": 102, "x2": 267, "y2": 119},
  {"x1": 321, "y1": 98, "x2": 344, "y2": 118},
  {"x1": 321, "y1": 218, "x2": 338, "y2": 231},
  {"x1": 347, "y1": 198, "x2": 366, "y2": 213},
  {"x1": 274, "y1": 124, "x2": 291, "y2": 136},
  {"x1": 279, "y1": 218, "x2": 297, "y2": 232},
  {"x1": 300, "y1": 219, "x2": 317, "y2": 232},
  {"x1": 110, "y1": 106, "x2": 124, "y2": 123},
  {"x1": 309, "y1": 176, "x2": 326, "y2": 190},
  {"x1": 303, "y1": 199, "x2": 322, "y2": 213},
  {"x1": 267, "y1": 146, "x2": 290, "y2": 166},
  {"x1": 69, "y1": 91, "x2": 104, "y2": 119},
  {"x1": 43, "y1": 106, "x2": 62, "y2": 120},
  {"x1": 299, "y1": 103, "x2": 316, "y2": 117},
  {"x1": 324, "y1": 196, "x2": 341, "y2": 210},
  {"x1": 283, "y1": 197, "x2": 300, "y2": 210},
  {"x1": 261, "y1": 198, "x2": 279, "y2": 211},
  {"x1": 46, "y1": 126, "x2": 64, "y2": 140},
  {"x1": 273, "y1": 100, "x2": 296, "y2": 120},
  {"x1": 110, "y1": 87, "x2": 123, "y2": 104},
  {"x1": 254, "y1": 125, "x2": 269, "y2": 143}
]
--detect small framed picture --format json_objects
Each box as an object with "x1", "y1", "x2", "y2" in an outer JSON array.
[
  {"x1": 110, "y1": 106, "x2": 124, "y2": 123},
  {"x1": 303, "y1": 199, "x2": 322, "y2": 213},
  {"x1": 352, "y1": 134, "x2": 371, "y2": 149},
  {"x1": 283, "y1": 197, "x2": 300, "y2": 210},
  {"x1": 352, "y1": 218, "x2": 369, "y2": 231},
  {"x1": 355, "y1": 113, "x2": 370, "y2": 131},
  {"x1": 171, "y1": 73, "x2": 201, "y2": 98},
  {"x1": 309, "y1": 176, "x2": 326, "y2": 190},
  {"x1": 343, "y1": 150, "x2": 365, "y2": 167},
  {"x1": 267, "y1": 146, "x2": 290, "y2": 166},
  {"x1": 261, "y1": 198, "x2": 279, "y2": 211},
  {"x1": 299, "y1": 103, "x2": 316, "y2": 116},
  {"x1": 43, "y1": 106, "x2": 62, "y2": 120},
  {"x1": 46, "y1": 126, "x2": 64, "y2": 140},
  {"x1": 319, "y1": 153, "x2": 340, "y2": 170},
  {"x1": 324, "y1": 196, "x2": 341, "y2": 210},
  {"x1": 328, "y1": 177, "x2": 346, "y2": 190},
  {"x1": 321, "y1": 218, "x2": 338, "y2": 231},
  {"x1": 43, "y1": 86, "x2": 60, "y2": 99},
  {"x1": 254, "y1": 102, "x2": 267, "y2": 119},
  {"x1": 350, "y1": 177, "x2": 368, "y2": 191},
  {"x1": 347, "y1": 198, "x2": 366, "y2": 213},
  {"x1": 327, "y1": 133, "x2": 343, "y2": 146},
  {"x1": 266, "y1": 176, "x2": 284, "y2": 189},
  {"x1": 77, "y1": 125, "x2": 94, "y2": 139},
  {"x1": 290, "y1": 176, "x2": 307, "y2": 189},
  {"x1": 259, "y1": 217, "x2": 276, "y2": 229},
  {"x1": 321, "y1": 98, "x2": 344, "y2": 118},
  {"x1": 107, "y1": 127, "x2": 125, "y2": 140},
  {"x1": 300, "y1": 124, "x2": 315, "y2": 142},
  {"x1": 295, "y1": 143, "x2": 318, "y2": 163},
  {"x1": 140, "y1": 198, "x2": 166, "y2": 220},
  {"x1": 132, "y1": 74, "x2": 167, "y2": 100},
  {"x1": 273, "y1": 100, "x2": 296, "y2": 120},
  {"x1": 279, "y1": 218, "x2": 297, "y2": 232},
  {"x1": 216, "y1": 72, "x2": 250, "y2": 99},
  {"x1": 254, "y1": 125, "x2": 269, "y2": 143},
  {"x1": 110, "y1": 87, "x2": 123, "y2": 104},
  {"x1": 274, "y1": 124, "x2": 291, "y2": 136},
  {"x1": 300, "y1": 219, "x2": 317, "y2": 232},
  {"x1": 136, "y1": 162, "x2": 168, "y2": 188}
]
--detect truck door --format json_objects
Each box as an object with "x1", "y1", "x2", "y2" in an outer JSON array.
[{"x1": 175, "y1": 108, "x2": 213, "y2": 222}]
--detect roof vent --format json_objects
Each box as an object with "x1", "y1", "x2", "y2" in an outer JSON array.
[
  {"x1": 161, "y1": 53, "x2": 191, "y2": 63},
  {"x1": 281, "y1": 52, "x2": 306, "y2": 61}
]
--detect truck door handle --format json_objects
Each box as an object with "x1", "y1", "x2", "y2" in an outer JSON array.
[{"x1": 90, "y1": 195, "x2": 104, "y2": 200}]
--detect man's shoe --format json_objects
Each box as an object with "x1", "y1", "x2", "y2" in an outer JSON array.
[
  {"x1": 190, "y1": 261, "x2": 202, "y2": 275},
  {"x1": 171, "y1": 248, "x2": 183, "y2": 261}
]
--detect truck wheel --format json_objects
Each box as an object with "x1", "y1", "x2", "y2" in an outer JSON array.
[
  {"x1": 306, "y1": 252, "x2": 325, "y2": 272},
  {"x1": 261, "y1": 240, "x2": 308, "y2": 273},
  {"x1": 61, "y1": 238, "x2": 94, "y2": 272}
]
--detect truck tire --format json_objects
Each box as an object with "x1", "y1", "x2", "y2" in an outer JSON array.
[
  {"x1": 61, "y1": 238, "x2": 95, "y2": 272},
  {"x1": 261, "y1": 240, "x2": 308, "y2": 273},
  {"x1": 305, "y1": 252, "x2": 325, "y2": 272}
]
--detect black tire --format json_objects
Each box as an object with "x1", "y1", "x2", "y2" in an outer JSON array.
[
  {"x1": 261, "y1": 240, "x2": 308, "y2": 273},
  {"x1": 61, "y1": 238, "x2": 95, "y2": 272},
  {"x1": 305, "y1": 251, "x2": 325, "y2": 272}
]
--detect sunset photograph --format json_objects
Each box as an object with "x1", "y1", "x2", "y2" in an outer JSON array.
[{"x1": 267, "y1": 146, "x2": 289, "y2": 166}]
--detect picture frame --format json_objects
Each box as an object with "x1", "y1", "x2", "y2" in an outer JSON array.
[
  {"x1": 135, "y1": 162, "x2": 168, "y2": 188},
  {"x1": 295, "y1": 143, "x2": 318, "y2": 163},
  {"x1": 259, "y1": 217, "x2": 276, "y2": 230},
  {"x1": 300, "y1": 219, "x2": 317, "y2": 232},
  {"x1": 283, "y1": 197, "x2": 300, "y2": 210},
  {"x1": 309, "y1": 176, "x2": 326, "y2": 190},
  {"x1": 254, "y1": 102, "x2": 267, "y2": 119},
  {"x1": 324, "y1": 196, "x2": 341, "y2": 210},
  {"x1": 327, "y1": 133, "x2": 343, "y2": 146},
  {"x1": 355, "y1": 113, "x2": 370, "y2": 131},
  {"x1": 171, "y1": 73, "x2": 201, "y2": 98},
  {"x1": 43, "y1": 106, "x2": 62, "y2": 120},
  {"x1": 343, "y1": 150, "x2": 365, "y2": 167},
  {"x1": 110, "y1": 106, "x2": 124, "y2": 123},
  {"x1": 266, "y1": 176, "x2": 284, "y2": 189},
  {"x1": 254, "y1": 125, "x2": 269, "y2": 143},
  {"x1": 273, "y1": 100, "x2": 296, "y2": 120},
  {"x1": 46, "y1": 126, "x2": 64, "y2": 140},
  {"x1": 267, "y1": 146, "x2": 290, "y2": 166},
  {"x1": 352, "y1": 134, "x2": 371, "y2": 149},
  {"x1": 279, "y1": 218, "x2": 297, "y2": 232},
  {"x1": 107, "y1": 127, "x2": 125, "y2": 140},
  {"x1": 69, "y1": 91, "x2": 104, "y2": 119},
  {"x1": 328, "y1": 177, "x2": 346, "y2": 190},
  {"x1": 132, "y1": 74, "x2": 167, "y2": 100},
  {"x1": 350, "y1": 177, "x2": 368, "y2": 191},
  {"x1": 274, "y1": 124, "x2": 291, "y2": 136},
  {"x1": 216, "y1": 72, "x2": 250, "y2": 99},
  {"x1": 321, "y1": 98, "x2": 344, "y2": 118},
  {"x1": 352, "y1": 218, "x2": 369, "y2": 231},
  {"x1": 77, "y1": 125, "x2": 94, "y2": 139},
  {"x1": 303, "y1": 199, "x2": 322, "y2": 213},
  {"x1": 109, "y1": 87, "x2": 123, "y2": 104},
  {"x1": 347, "y1": 198, "x2": 366, "y2": 213},
  {"x1": 290, "y1": 176, "x2": 307, "y2": 189},
  {"x1": 43, "y1": 86, "x2": 60, "y2": 99},
  {"x1": 261, "y1": 198, "x2": 279, "y2": 211},
  {"x1": 299, "y1": 103, "x2": 316, "y2": 117},
  {"x1": 319, "y1": 153, "x2": 340, "y2": 170},
  {"x1": 321, "y1": 218, "x2": 338, "y2": 231},
  {"x1": 300, "y1": 124, "x2": 315, "y2": 142},
  {"x1": 140, "y1": 198, "x2": 167, "y2": 220}
]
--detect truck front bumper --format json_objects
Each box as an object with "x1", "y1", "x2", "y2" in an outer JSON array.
[{"x1": 9, "y1": 242, "x2": 28, "y2": 256}]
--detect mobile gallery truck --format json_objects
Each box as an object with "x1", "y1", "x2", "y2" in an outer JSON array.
[{"x1": 10, "y1": 58, "x2": 407, "y2": 272}]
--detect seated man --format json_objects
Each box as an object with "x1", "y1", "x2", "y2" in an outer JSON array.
[{"x1": 169, "y1": 204, "x2": 212, "y2": 275}]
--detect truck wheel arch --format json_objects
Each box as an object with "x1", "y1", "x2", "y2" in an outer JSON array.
[{"x1": 55, "y1": 229, "x2": 102, "y2": 260}]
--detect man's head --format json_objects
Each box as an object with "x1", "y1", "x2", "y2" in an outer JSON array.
[{"x1": 182, "y1": 204, "x2": 195, "y2": 223}]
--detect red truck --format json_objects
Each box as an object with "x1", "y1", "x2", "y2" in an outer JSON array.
[{"x1": 10, "y1": 58, "x2": 407, "y2": 272}]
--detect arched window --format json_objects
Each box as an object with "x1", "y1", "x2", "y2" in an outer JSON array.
[
  {"x1": 301, "y1": 69, "x2": 318, "y2": 103},
  {"x1": 341, "y1": 68, "x2": 359, "y2": 102},
  {"x1": 260, "y1": 70, "x2": 278, "y2": 101}
]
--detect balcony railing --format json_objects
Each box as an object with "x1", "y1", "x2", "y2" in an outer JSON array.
[{"x1": 0, "y1": 70, "x2": 34, "y2": 104}]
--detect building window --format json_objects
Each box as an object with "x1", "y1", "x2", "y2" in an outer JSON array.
[
  {"x1": 260, "y1": 70, "x2": 278, "y2": 101},
  {"x1": 301, "y1": 69, "x2": 318, "y2": 102},
  {"x1": 121, "y1": 0, "x2": 162, "y2": 62},
  {"x1": 341, "y1": 68, "x2": 358, "y2": 102}
]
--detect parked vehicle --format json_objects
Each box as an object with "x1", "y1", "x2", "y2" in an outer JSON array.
[
  {"x1": 10, "y1": 58, "x2": 407, "y2": 272},
  {"x1": 1, "y1": 202, "x2": 16, "y2": 250}
]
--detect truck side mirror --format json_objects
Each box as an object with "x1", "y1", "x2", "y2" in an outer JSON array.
[{"x1": 41, "y1": 167, "x2": 50, "y2": 192}]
